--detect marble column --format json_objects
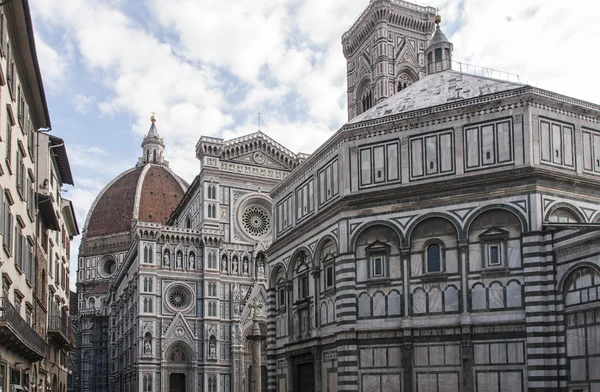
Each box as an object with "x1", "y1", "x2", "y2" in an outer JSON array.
[{"x1": 248, "y1": 312, "x2": 265, "y2": 392}]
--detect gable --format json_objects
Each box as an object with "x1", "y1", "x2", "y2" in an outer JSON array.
[
  {"x1": 163, "y1": 312, "x2": 195, "y2": 351},
  {"x1": 220, "y1": 132, "x2": 299, "y2": 171}
]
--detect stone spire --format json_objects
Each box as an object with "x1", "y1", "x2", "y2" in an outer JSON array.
[
  {"x1": 425, "y1": 15, "x2": 453, "y2": 74},
  {"x1": 138, "y1": 113, "x2": 169, "y2": 167}
]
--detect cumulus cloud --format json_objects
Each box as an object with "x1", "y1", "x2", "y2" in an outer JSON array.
[{"x1": 29, "y1": 0, "x2": 600, "y2": 292}]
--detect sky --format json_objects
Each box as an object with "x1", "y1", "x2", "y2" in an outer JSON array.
[{"x1": 28, "y1": 0, "x2": 600, "y2": 291}]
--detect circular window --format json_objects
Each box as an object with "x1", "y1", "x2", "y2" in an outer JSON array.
[
  {"x1": 166, "y1": 284, "x2": 193, "y2": 312},
  {"x1": 104, "y1": 259, "x2": 116, "y2": 275},
  {"x1": 169, "y1": 289, "x2": 188, "y2": 309},
  {"x1": 241, "y1": 205, "x2": 271, "y2": 238}
]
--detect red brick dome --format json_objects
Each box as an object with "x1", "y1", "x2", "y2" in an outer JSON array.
[{"x1": 84, "y1": 165, "x2": 187, "y2": 237}]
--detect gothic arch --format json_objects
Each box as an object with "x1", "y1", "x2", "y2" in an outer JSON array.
[
  {"x1": 164, "y1": 340, "x2": 194, "y2": 362},
  {"x1": 350, "y1": 220, "x2": 404, "y2": 250}
]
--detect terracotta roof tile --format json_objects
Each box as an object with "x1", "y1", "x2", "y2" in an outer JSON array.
[{"x1": 139, "y1": 166, "x2": 185, "y2": 225}]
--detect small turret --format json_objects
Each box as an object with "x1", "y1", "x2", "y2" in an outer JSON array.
[
  {"x1": 425, "y1": 15, "x2": 453, "y2": 74},
  {"x1": 138, "y1": 113, "x2": 169, "y2": 167}
]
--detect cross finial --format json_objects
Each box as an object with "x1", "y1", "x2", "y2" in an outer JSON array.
[{"x1": 150, "y1": 111, "x2": 157, "y2": 123}]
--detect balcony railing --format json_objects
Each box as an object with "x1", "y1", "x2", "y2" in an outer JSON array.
[
  {"x1": 0, "y1": 297, "x2": 46, "y2": 361},
  {"x1": 48, "y1": 314, "x2": 76, "y2": 349},
  {"x1": 426, "y1": 59, "x2": 521, "y2": 83}
]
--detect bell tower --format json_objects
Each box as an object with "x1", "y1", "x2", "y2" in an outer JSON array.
[{"x1": 342, "y1": 0, "x2": 437, "y2": 120}]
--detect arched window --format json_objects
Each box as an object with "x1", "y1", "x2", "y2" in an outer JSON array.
[
  {"x1": 320, "y1": 239, "x2": 336, "y2": 291},
  {"x1": 146, "y1": 150, "x2": 149, "y2": 162},
  {"x1": 208, "y1": 375, "x2": 217, "y2": 392},
  {"x1": 152, "y1": 150, "x2": 156, "y2": 163},
  {"x1": 185, "y1": 216, "x2": 191, "y2": 229},
  {"x1": 361, "y1": 89, "x2": 373, "y2": 113},
  {"x1": 143, "y1": 374, "x2": 152, "y2": 392},
  {"x1": 564, "y1": 267, "x2": 600, "y2": 388},
  {"x1": 88, "y1": 297, "x2": 95, "y2": 309},
  {"x1": 427, "y1": 243, "x2": 442, "y2": 272}
]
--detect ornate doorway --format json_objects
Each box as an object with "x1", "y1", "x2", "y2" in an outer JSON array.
[
  {"x1": 169, "y1": 373, "x2": 186, "y2": 392},
  {"x1": 293, "y1": 355, "x2": 315, "y2": 392}
]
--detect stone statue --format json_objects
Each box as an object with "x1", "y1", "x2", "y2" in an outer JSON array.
[
  {"x1": 243, "y1": 259, "x2": 249, "y2": 274},
  {"x1": 144, "y1": 339, "x2": 151, "y2": 354},
  {"x1": 163, "y1": 252, "x2": 170, "y2": 267},
  {"x1": 232, "y1": 258, "x2": 238, "y2": 273},
  {"x1": 221, "y1": 258, "x2": 227, "y2": 272},
  {"x1": 257, "y1": 262, "x2": 264, "y2": 276},
  {"x1": 176, "y1": 253, "x2": 182, "y2": 268},
  {"x1": 232, "y1": 286, "x2": 240, "y2": 316},
  {"x1": 209, "y1": 341, "x2": 216, "y2": 356},
  {"x1": 189, "y1": 254, "x2": 195, "y2": 270}
]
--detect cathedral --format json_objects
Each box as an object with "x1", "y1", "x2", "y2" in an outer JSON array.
[{"x1": 74, "y1": 1, "x2": 600, "y2": 392}]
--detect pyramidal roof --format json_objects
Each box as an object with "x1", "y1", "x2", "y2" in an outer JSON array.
[
  {"x1": 147, "y1": 121, "x2": 160, "y2": 139},
  {"x1": 348, "y1": 70, "x2": 526, "y2": 125}
]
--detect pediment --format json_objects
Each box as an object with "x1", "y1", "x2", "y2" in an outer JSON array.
[
  {"x1": 240, "y1": 282, "x2": 268, "y2": 327},
  {"x1": 163, "y1": 312, "x2": 195, "y2": 350},
  {"x1": 220, "y1": 132, "x2": 299, "y2": 171},
  {"x1": 366, "y1": 240, "x2": 391, "y2": 251},
  {"x1": 227, "y1": 151, "x2": 289, "y2": 170},
  {"x1": 479, "y1": 226, "x2": 509, "y2": 238}
]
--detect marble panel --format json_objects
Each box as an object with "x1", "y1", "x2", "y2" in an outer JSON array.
[
  {"x1": 446, "y1": 250, "x2": 458, "y2": 274},
  {"x1": 439, "y1": 373, "x2": 459, "y2": 392},
  {"x1": 445, "y1": 287, "x2": 459, "y2": 312},
  {"x1": 507, "y1": 342, "x2": 523, "y2": 363},
  {"x1": 445, "y1": 344, "x2": 460, "y2": 365},
  {"x1": 417, "y1": 373, "x2": 436, "y2": 392},
  {"x1": 357, "y1": 259, "x2": 369, "y2": 282},
  {"x1": 414, "y1": 346, "x2": 429, "y2": 366},
  {"x1": 362, "y1": 375, "x2": 380, "y2": 392},
  {"x1": 489, "y1": 284, "x2": 504, "y2": 309},
  {"x1": 469, "y1": 245, "x2": 482, "y2": 271},
  {"x1": 413, "y1": 290, "x2": 426, "y2": 314},
  {"x1": 373, "y1": 293, "x2": 386, "y2": 316},
  {"x1": 490, "y1": 343, "x2": 507, "y2": 364},
  {"x1": 374, "y1": 348, "x2": 386, "y2": 368},
  {"x1": 411, "y1": 254, "x2": 423, "y2": 276},
  {"x1": 328, "y1": 373, "x2": 338, "y2": 392},
  {"x1": 428, "y1": 346, "x2": 444, "y2": 366},
  {"x1": 507, "y1": 241, "x2": 521, "y2": 268},
  {"x1": 589, "y1": 325, "x2": 600, "y2": 355},
  {"x1": 359, "y1": 293, "x2": 372, "y2": 317},
  {"x1": 388, "y1": 347, "x2": 401, "y2": 368},
  {"x1": 567, "y1": 328, "x2": 586, "y2": 356},
  {"x1": 429, "y1": 288, "x2": 442, "y2": 313},
  {"x1": 570, "y1": 358, "x2": 587, "y2": 380},
  {"x1": 589, "y1": 357, "x2": 600, "y2": 380},
  {"x1": 477, "y1": 373, "x2": 499, "y2": 392},
  {"x1": 381, "y1": 374, "x2": 400, "y2": 391},
  {"x1": 506, "y1": 282, "x2": 522, "y2": 308},
  {"x1": 327, "y1": 301, "x2": 335, "y2": 324},
  {"x1": 500, "y1": 372, "x2": 522, "y2": 391},
  {"x1": 361, "y1": 348, "x2": 373, "y2": 368},
  {"x1": 389, "y1": 255, "x2": 402, "y2": 279},
  {"x1": 321, "y1": 303, "x2": 328, "y2": 325},
  {"x1": 471, "y1": 286, "x2": 486, "y2": 310},
  {"x1": 388, "y1": 291, "x2": 402, "y2": 316}
]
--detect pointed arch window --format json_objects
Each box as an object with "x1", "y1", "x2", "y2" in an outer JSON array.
[
  {"x1": 208, "y1": 375, "x2": 217, "y2": 392},
  {"x1": 143, "y1": 374, "x2": 152, "y2": 392}
]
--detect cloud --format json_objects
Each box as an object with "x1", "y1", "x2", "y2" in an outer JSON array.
[
  {"x1": 34, "y1": 34, "x2": 68, "y2": 92},
  {"x1": 29, "y1": 0, "x2": 600, "y2": 292},
  {"x1": 72, "y1": 94, "x2": 95, "y2": 114}
]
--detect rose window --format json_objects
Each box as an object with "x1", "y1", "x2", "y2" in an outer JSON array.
[
  {"x1": 168, "y1": 289, "x2": 188, "y2": 309},
  {"x1": 241, "y1": 205, "x2": 271, "y2": 238}
]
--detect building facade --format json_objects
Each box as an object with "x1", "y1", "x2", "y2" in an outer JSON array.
[
  {"x1": 0, "y1": 1, "x2": 78, "y2": 392},
  {"x1": 75, "y1": 1, "x2": 600, "y2": 392}
]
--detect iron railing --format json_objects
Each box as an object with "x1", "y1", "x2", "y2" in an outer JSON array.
[
  {"x1": 426, "y1": 59, "x2": 521, "y2": 83},
  {"x1": 48, "y1": 314, "x2": 76, "y2": 347},
  {"x1": 0, "y1": 297, "x2": 46, "y2": 358}
]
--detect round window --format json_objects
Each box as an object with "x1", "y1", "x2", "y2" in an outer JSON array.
[
  {"x1": 241, "y1": 205, "x2": 271, "y2": 239},
  {"x1": 103, "y1": 259, "x2": 116, "y2": 275},
  {"x1": 166, "y1": 285, "x2": 193, "y2": 312}
]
